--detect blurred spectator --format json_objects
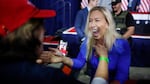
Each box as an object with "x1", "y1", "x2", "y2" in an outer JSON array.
[
  {"x1": 75, "y1": 0, "x2": 98, "y2": 42},
  {"x1": 98, "y1": 0, "x2": 112, "y2": 11},
  {"x1": 81, "y1": 0, "x2": 112, "y2": 11},
  {"x1": 128, "y1": 0, "x2": 140, "y2": 12},
  {"x1": 112, "y1": 0, "x2": 135, "y2": 39}
]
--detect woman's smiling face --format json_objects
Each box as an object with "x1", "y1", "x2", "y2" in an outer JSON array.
[{"x1": 89, "y1": 10, "x2": 108, "y2": 40}]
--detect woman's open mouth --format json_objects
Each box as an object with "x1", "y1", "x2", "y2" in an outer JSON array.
[{"x1": 92, "y1": 27, "x2": 99, "y2": 37}]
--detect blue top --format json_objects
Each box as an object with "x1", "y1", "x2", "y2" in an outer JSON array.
[
  {"x1": 74, "y1": 7, "x2": 88, "y2": 40},
  {"x1": 72, "y1": 38, "x2": 131, "y2": 84}
]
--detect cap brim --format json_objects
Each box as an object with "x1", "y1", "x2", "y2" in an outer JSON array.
[
  {"x1": 111, "y1": 2, "x2": 120, "y2": 5},
  {"x1": 33, "y1": 10, "x2": 56, "y2": 18}
]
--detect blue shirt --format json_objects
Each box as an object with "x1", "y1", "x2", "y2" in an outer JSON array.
[{"x1": 72, "y1": 38, "x2": 131, "y2": 84}]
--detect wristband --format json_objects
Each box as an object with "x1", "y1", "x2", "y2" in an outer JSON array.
[
  {"x1": 99, "y1": 56, "x2": 109, "y2": 63},
  {"x1": 62, "y1": 65, "x2": 72, "y2": 76}
]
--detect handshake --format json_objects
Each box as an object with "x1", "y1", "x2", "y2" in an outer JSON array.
[{"x1": 37, "y1": 40, "x2": 68, "y2": 64}]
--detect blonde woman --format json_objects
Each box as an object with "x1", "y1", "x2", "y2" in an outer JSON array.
[{"x1": 49, "y1": 6, "x2": 131, "y2": 84}]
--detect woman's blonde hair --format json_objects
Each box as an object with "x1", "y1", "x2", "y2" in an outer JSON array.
[{"x1": 85, "y1": 6, "x2": 121, "y2": 59}]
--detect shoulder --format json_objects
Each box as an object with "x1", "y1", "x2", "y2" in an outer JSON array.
[
  {"x1": 115, "y1": 38, "x2": 129, "y2": 45},
  {"x1": 115, "y1": 38, "x2": 130, "y2": 48},
  {"x1": 113, "y1": 38, "x2": 130, "y2": 54},
  {"x1": 125, "y1": 11, "x2": 134, "y2": 19},
  {"x1": 80, "y1": 38, "x2": 87, "y2": 47},
  {"x1": 125, "y1": 12, "x2": 135, "y2": 25},
  {"x1": 78, "y1": 7, "x2": 88, "y2": 13},
  {"x1": 120, "y1": 11, "x2": 129, "y2": 16}
]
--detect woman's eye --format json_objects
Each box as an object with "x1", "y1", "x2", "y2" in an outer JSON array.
[
  {"x1": 89, "y1": 20, "x2": 92, "y2": 22},
  {"x1": 95, "y1": 19, "x2": 100, "y2": 22}
]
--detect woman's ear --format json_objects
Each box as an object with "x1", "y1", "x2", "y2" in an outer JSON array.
[{"x1": 106, "y1": 24, "x2": 109, "y2": 29}]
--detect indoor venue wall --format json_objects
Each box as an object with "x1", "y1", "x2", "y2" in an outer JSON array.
[{"x1": 30, "y1": 0, "x2": 81, "y2": 35}]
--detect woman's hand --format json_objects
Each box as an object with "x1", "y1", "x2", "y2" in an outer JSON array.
[
  {"x1": 37, "y1": 48, "x2": 64, "y2": 64},
  {"x1": 36, "y1": 51, "x2": 51, "y2": 64},
  {"x1": 49, "y1": 54, "x2": 64, "y2": 63},
  {"x1": 38, "y1": 51, "x2": 53, "y2": 63},
  {"x1": 93, "y1": 41, "x2": 108, "y2": 57},
  {"x1": 48, "y1": 48, "x2": 64, "y2": 56}
]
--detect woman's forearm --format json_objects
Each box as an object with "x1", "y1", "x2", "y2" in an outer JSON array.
[
  {"x1": 62, "y1": 56, "x2": 73, "y2": 67},
  {"x1": 95, "y1": 60, "x2": 108, "y2": 80}
]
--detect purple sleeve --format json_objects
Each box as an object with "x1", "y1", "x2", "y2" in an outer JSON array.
[
  {"x1": 71, "y1": 40, "x2": 87, "y2": 70},
  {"x1": 115, "y1": 39, "x2": 131, "y2": 84}
]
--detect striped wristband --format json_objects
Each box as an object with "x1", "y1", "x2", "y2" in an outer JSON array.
[{"x1": 99, "y1": 56, "x2": 109, "y2": 63}]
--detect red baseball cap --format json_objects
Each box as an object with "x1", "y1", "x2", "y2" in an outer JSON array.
[{"x1": 0, "y1": 0, "x2": 56, "y2": 37}]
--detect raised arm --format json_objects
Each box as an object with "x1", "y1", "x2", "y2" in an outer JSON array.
[{"x1": 91, "y1": 40, "x2": 109, "y2": 84}]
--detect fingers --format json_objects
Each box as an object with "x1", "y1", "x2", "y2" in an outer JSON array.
[
  {"x1": 38, "y1": 47, "x2": 64, "y2": 64},
  {"x1": 36, "y1": 59, "x2": 43, "y2": 64},
  {"x1": 39, "y1": 50, "x2": 63, "y2": 63},
  {"x1": 48, "y1": 47, "x2": 58, "y2": 52},
  {"x1": 48, "y1": 48, "x2": 63, "y2": 56},
  {"x1": 39, "y1": 51, "x2": 53, "y2": 63},
  {"x1": 49, "y1": 55, "x2": 63, "y2": 63},
  {"x1": 93, "y1": 42, "x2": 108, "y2": 57}
]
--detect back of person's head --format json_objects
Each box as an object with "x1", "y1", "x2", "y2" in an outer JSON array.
[{"x1": 0, "y1": 0, "x2": 56, "y2": 62}]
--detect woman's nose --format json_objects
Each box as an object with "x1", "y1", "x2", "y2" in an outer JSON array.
[{"x1": 91, "y1": 21, "x2": 96, "y2": 27}]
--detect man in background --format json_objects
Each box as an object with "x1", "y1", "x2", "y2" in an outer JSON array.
[{"x1": 112, "y1": 0, "x2": 135, "y2": 39}]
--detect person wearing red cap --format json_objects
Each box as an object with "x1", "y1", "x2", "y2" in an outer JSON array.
[{"x1": 0, "y1": 0, "x2": 84, "y2": 83}]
